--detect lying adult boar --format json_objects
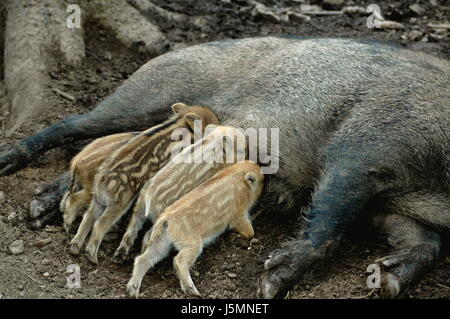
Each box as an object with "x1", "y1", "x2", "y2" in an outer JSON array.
[{"x1": 0, "y1": 37, "x2": 448, "y2": 298}]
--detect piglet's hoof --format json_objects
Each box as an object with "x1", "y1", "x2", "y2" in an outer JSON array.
[
  {"x1": 69, "y1": 242, "x2": 82, "y2": 256},
  {"x1": 126, "y1": 280, "x2": 141, "y2": 298},
  {"x1": 85, "y1": 245, "x2": 99, "y2": 265},
  {"x1": 112, "y1": 247, "x2": 129, "y2": 264}
]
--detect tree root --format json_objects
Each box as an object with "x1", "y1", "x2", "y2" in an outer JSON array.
[{"x1": 1, "y1": 0, "x2": 171, "y2": 134}]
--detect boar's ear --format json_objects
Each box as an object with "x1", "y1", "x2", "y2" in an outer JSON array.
[
  {"x1": 171, "y1": 103, "x2": 190, "y2": 114},
  {"x1": 244, "y1": 172, "x2": 258, "y2": 190},
  {"x1": 184, "y1": 112, "x2": 202, "y2": 131}
]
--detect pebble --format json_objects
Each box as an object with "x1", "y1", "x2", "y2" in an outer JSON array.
[
  {"x1": 226, "y1": 272, "x2": 237, "y2": 279},
  {"x1": 9, "y1": 240, "x2": 24, "y2": 255},
  {"x1": 33, "y1": 238, "x2": 53, "y2": 248},
  {"x1": 43, "y1": 272, "x2": 50, "y2": 277},
  {"x1": 192, "y1": 270, "x2": 200, "y2": 277},
  {"x1": 7, "y1": 212, "x2": 17, "y2": 221},
  {"x1": 0, "y1": 191, "x2": 6, "y2": 204},
  {"x1": 409, "y1": 4, "x2": 425, "y2": 15},
  {"x1": 409, "y1": 30, "x2": 423, "y2": 41},
  {"x1": 44, "y1": 226, "x2": 59, "y2": 233}
]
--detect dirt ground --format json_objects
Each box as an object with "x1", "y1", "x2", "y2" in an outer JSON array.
[{"x1": 0, "y1": 0, "x2": 449, "y2": 299}]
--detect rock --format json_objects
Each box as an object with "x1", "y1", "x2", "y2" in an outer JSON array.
[
  {"x1": 0, "y1": 191, "x2": 6, "y2": 204},
  {"x1": 9, "y1": 240, "x2": 24, "y2": 255},
  {"x1": 408, "y1": 30, "x2": 423, "y2": 41},
  {"x1": 33, "y1": 238, "x2": 52, "y2": 248},
  {"x1": 43, "y1": 272, "x2": 50, "y2": 277},
  {"x1": 251, "y1": 3, "x2": 280, "y2": 23},
  {"x1": 409, "y1": 4, "x2": 425, "y2": 15},
  {"x1": 44, "y1": 225, "x2": 59, "y2": 233},
  {"x1": 7, "y1": 212, "x2": 17, "y2": 221},
  {"x1": 226, "y1": 271, "x2": 237, "y2": 279}
]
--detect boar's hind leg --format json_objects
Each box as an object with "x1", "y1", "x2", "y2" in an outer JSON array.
[
  {"x1": 260, "y1": 155, "x2": 393, "y2": 298},
  {"x1": 372, "y1": 213, "x2": 441, "y2": 298}
]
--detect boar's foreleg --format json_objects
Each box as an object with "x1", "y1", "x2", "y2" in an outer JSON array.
[
  {"x1": 29, "y1": 171, "x2": 71, "y2": 230},
  {"x1": 373, "y1": 213, "x2": 441, "y2": 298},
  {"x1": 260, "y1": 155, "x2": 392, "y2": 298}
]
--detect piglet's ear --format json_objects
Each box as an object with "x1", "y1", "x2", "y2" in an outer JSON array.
[
  {"x1": 171, "y1": 103, "x2": 190, "y2": 114},
  {"x1": 244, "y1": 172, "x2": 257, "y2": 189},
  {"x1": 184, "y1": 112, "x2": 202, "y2": 131}
]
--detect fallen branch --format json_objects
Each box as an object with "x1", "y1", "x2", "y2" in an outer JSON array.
[{"x1": 52, "y1": 88, "x2": 75, "y2": 102}]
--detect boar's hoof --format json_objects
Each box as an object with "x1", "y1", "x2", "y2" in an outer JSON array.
[
  {"x1": 259, "y1": 271, "x2": 288, "y2": 299},
  {"x1": 259, "y1": 248, "x2": 298, "y2": 299},
  {"x1": 375, "y1": 244, "x2": 438, "y2": 298},
  {"x1": 29, "y1": 198, "x2": 48, "y2": 219},
  {"x1": 0, "y1": 146, "x2": 29, "y2": 177}
]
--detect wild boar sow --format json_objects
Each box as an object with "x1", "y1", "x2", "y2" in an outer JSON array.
[{"x1": 1, "y1": 37, "x2": 448, "y2": 298}]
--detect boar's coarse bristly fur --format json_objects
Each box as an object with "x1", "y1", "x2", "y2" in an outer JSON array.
[{"x1": 3, "y1": 37, "x2": 448, "y2": 298}]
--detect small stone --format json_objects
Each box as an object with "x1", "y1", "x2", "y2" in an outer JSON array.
[
  {"x1": 409, "y1": 4, "x2": 425, "y2": 15},
  {"x1": 18, "y1": 284, "x2": 24, "y2": 290},
  {"x1": 7, "y1": 212, "x2": 17, "y2": 221},
  {"x1": 20, "y1": 292, "x2": 25, "y2": 297},
  {"x1": 0, "y1": 191, "x2": 6, "y2": 204},
  {"x1": 43, "y1": 272, "x2": 50, "y2": 277},
  {"x1": 9, "y1": 240, "x2": 24, "y2": 255},
  {"x1": 44, "y1": 225, "x2": 59, "y2": 233},
  {"x1": 250, "y1": 238, "x2": 259, "y2": 245},
  {"x1": 408, "y1": 30, "x2": 423, "y2": 41},
  {"x1": 33, "y1": 238, "x2": 52, "y2": 248},
  {"x1": 192, "y1": 270, "x2": 200, "y2": 277},
  {"x1": 226, "y1": 272, "x2": 237, "y2": 279}
]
